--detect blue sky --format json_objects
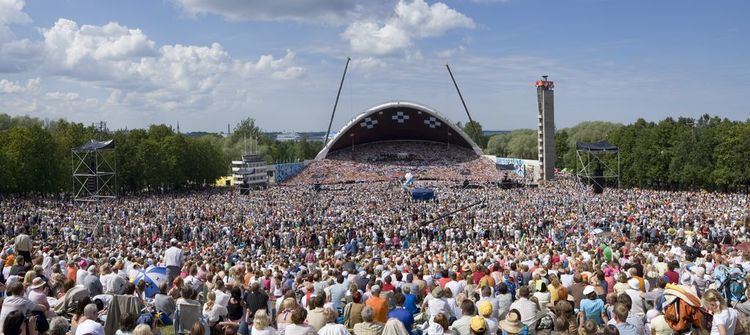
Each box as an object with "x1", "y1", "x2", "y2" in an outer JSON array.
[{"x1": 0, "y1": 0, "x2": 747, "y2": 132}]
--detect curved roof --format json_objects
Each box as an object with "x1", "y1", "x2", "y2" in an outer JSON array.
[{"x1": 316, "y1": 101, "x2": 482, "y2": 160}]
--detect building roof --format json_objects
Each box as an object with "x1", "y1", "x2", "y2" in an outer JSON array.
[{"x1": 316, "y1": 101, "x2": 482, "y2": 160}]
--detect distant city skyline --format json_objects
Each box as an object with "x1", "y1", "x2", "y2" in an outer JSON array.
[{"x1": 0, "y1": 0, "x2": 747, "y2": 132}]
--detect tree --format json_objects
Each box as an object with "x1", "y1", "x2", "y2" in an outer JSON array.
[
  {"x1": 231, "y1": 118, "x2": 267, "y2": 145},
  {"x1": 506, "y1": 129, "x2": 538, "y2": 159},
  {"x1": 555, "y1": 130, "x2": 569, "y2": 169},
  {"x1": 463, "y1": 120, "x2": 487, "y2": 149},
  {"x1": 3, "y1": 124, "x2": 59, "y2": 193}
]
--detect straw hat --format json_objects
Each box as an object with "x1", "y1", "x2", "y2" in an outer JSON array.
[
  {"x1": 30, "y1": 277, "x2": 45, "y2": 289},
  {"x1": 499, "y1": 312, "x2": 522, "y2": 334}
]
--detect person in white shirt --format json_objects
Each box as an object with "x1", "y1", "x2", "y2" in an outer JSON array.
[
  {"x1": 75, "y1": 303, "x2": 104, "y2": 335},
  {"x1": 509, "y1": 286, "x2": 539, "y2": 327},
  {"x1": 164, "y1": 239, "x2": 184, "y2": 286},
  {"x1": 214, "y1": 279, "x2": 231, "y2": 307},
  {"x1": 445, "y1": 273, "x2": 463, "y2": 299},
  {"x1": 0, "y1": 282, "x2": 47, "y2": 330},
  {"x1": 702, "y1": 289, "x2": 738, "y2": 335}
]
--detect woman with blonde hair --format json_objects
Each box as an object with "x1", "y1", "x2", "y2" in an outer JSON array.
[
  {"x1": 276, "y1": 297, "x2": 297, "y2": 335},
  {"x1": 203, "y1": 291, "x2": 228, "y2": 327},
  {"x1": 252, "y1": 310, "x2": 277, "y2": 335},
  {"x1": 133, "y1": 324, "x2": 153, "y2": 335},
  {"x1": 702, "y1": 289, "x2": 739, "y2": 335},
  {"x1": 318, "y1": 308, "x2": 349, "y2": 335}
]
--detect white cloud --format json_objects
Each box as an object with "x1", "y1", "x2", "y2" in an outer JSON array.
[
  {"x1": 0, "y1": 0, "x2": 30, "y2": 38},
  {"x1": 351, "y1": 57, "x2": 387, "y2": 71},
  {"x1": 0, "y1": 77, "x2": 38, "y2": 93},
  {"x1": 43, "y1": 19, "x2": 156, "y2": 72},
  {"x1": 271, "y1": 66, "x2": 306, "y2": 80},
  {"x1": 342, "y1": 0, "x2": 474, "y2": 55},
  {"x1": 436, "y1": 45, "x2": 466, "y2": 58},
  {"x1": 240, "y1": 50, "x2": 307, "y2": 80},
  {"x1": 0, "y1": 6, "x2": 310, "y2": 128},
  {"x1": 173, "y1": 0, "x2": 363, "y2": 24}
]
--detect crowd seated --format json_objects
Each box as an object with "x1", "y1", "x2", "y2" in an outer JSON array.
[
  {"x1": 0, "y1": 157, "x2": 748, "y2": 334},
  {"x1": 289, "y1": 141, "x2": 509, "y2": 185}
]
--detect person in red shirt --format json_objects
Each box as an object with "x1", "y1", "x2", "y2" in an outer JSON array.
[
  {"x1": 365, "y1": 285, "x2": 388, "y2": 323},
  {"x1": 382, "y1": 276, "x2": 396, "y2": 292},
  {"x1": 438, "y1": 269, "x2": 451, "y2": 288},
  {"x1": 472, "y1": 266, "x2": 484, "y2": 285},
  {"x1": 664, "y1": 261, "x2": 680, "y2": 284}
]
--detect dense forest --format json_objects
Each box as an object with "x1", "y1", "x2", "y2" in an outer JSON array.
[
  {"x1": 0, "y1": 114, "x2": 322, "y2": 194},
  {"x1": 482, "y1": 115, "x2": 750, "y2": 190}
]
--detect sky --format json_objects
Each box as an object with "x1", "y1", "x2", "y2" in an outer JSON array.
[{"x1": 0, "y1": 0, "x2": 748, "y2": 132}]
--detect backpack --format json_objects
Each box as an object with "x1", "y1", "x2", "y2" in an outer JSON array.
[
  {"x1": 663, "y1": 284, "x2": 711, "y2": 333},
  {"x1": 714, "y1": 265, "x2": 747, "y2": 304}
]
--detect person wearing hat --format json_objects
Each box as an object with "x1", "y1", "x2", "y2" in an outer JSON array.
[
  {"x1": 624, "y1": 278, "x2": 646, "y2": 316},
  {"x1": 469, "y1": 315, "x2": 487, "y2": 335},
  {"x1": 578, "y1": 286, "x2": 607, "y2": 326},
  {"x1": 27, "y1": 277, "x2": 50, "y2": 314},
  {"x1": 427, "y1": 286, "x2": 453, "y2": 321},
  {"x1": 477, "y1": 300, "x2": 498, "y2": 335},
  {"x1": 499, "y1": 309, "x2": 523, "y2": 335}
]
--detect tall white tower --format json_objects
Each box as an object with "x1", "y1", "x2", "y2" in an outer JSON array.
[{"x1": 536, "y1": 76, "x2": 556, "y2": 181}]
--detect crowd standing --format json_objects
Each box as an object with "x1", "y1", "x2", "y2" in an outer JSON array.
[{"x1": 0, "y1": 145, "x2": 748, "y2": 335}]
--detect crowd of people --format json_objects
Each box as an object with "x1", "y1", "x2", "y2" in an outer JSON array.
[
  {"x1": 0, "y1": 142, "x2": 748, "y2": 335},
  {"x1": 289, "y1": 142, "x2": 508, "y2": 184}
]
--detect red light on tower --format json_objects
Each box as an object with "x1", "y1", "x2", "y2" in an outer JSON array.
[{"x1": 535, "y1": 75, "x2": 554, "y2": 89}]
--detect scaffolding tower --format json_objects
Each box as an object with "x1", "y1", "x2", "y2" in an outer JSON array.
[
  {"x1": 575, "y1": 140, "x2": 620, "y2": 190},
  {"x1": 72, "y1": 140, "x2": 116, "y2": 201}
]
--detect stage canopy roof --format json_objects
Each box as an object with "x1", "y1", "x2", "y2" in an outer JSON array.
[
  {"x1": 73, "y1": 140, "x2": 115, "y2": 152},
  {"x1": 316, "y1": 101, "x2": 482, "y2": 159},
  {"x1": 576, "y1": 140, "x2": 619, "y2": 152}
]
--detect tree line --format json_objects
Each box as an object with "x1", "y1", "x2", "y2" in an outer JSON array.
[
  {"x1": 483, "y1": 115, "x2": 750, "y2": 190},
  {"x1": 2, "y1": 113, "x2": 747, "y2": 193},
  {"x1": 0, "y1": 114, "x2": 323, "y2": 194}
]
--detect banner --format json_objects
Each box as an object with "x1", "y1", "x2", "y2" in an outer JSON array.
[{"x1": 495, "y1": 157, "x2": 525, "y2": 177}]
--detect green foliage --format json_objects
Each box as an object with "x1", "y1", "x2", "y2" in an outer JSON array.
[
  {"x1": 487, "y1": 117, "x2": 749, "y2": 190},
  {"x1": 607, "y1": 115, "x2": 750, "y2": 189},
  {"x1": 487, "y1": 129, "x2": 537, "y2": 159},
  {"x1": 559, "y1": 121, "x2": 623, "y2": 169},
  {"x1": 1, "y1": 111, "x2": 747, "y2": 193},
  {"x1": 462, "y1": 120, "x2": 487, "y2": 149},
  {"x1": 0, "y1": 114, "x2": 325, "y2": 194}
]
